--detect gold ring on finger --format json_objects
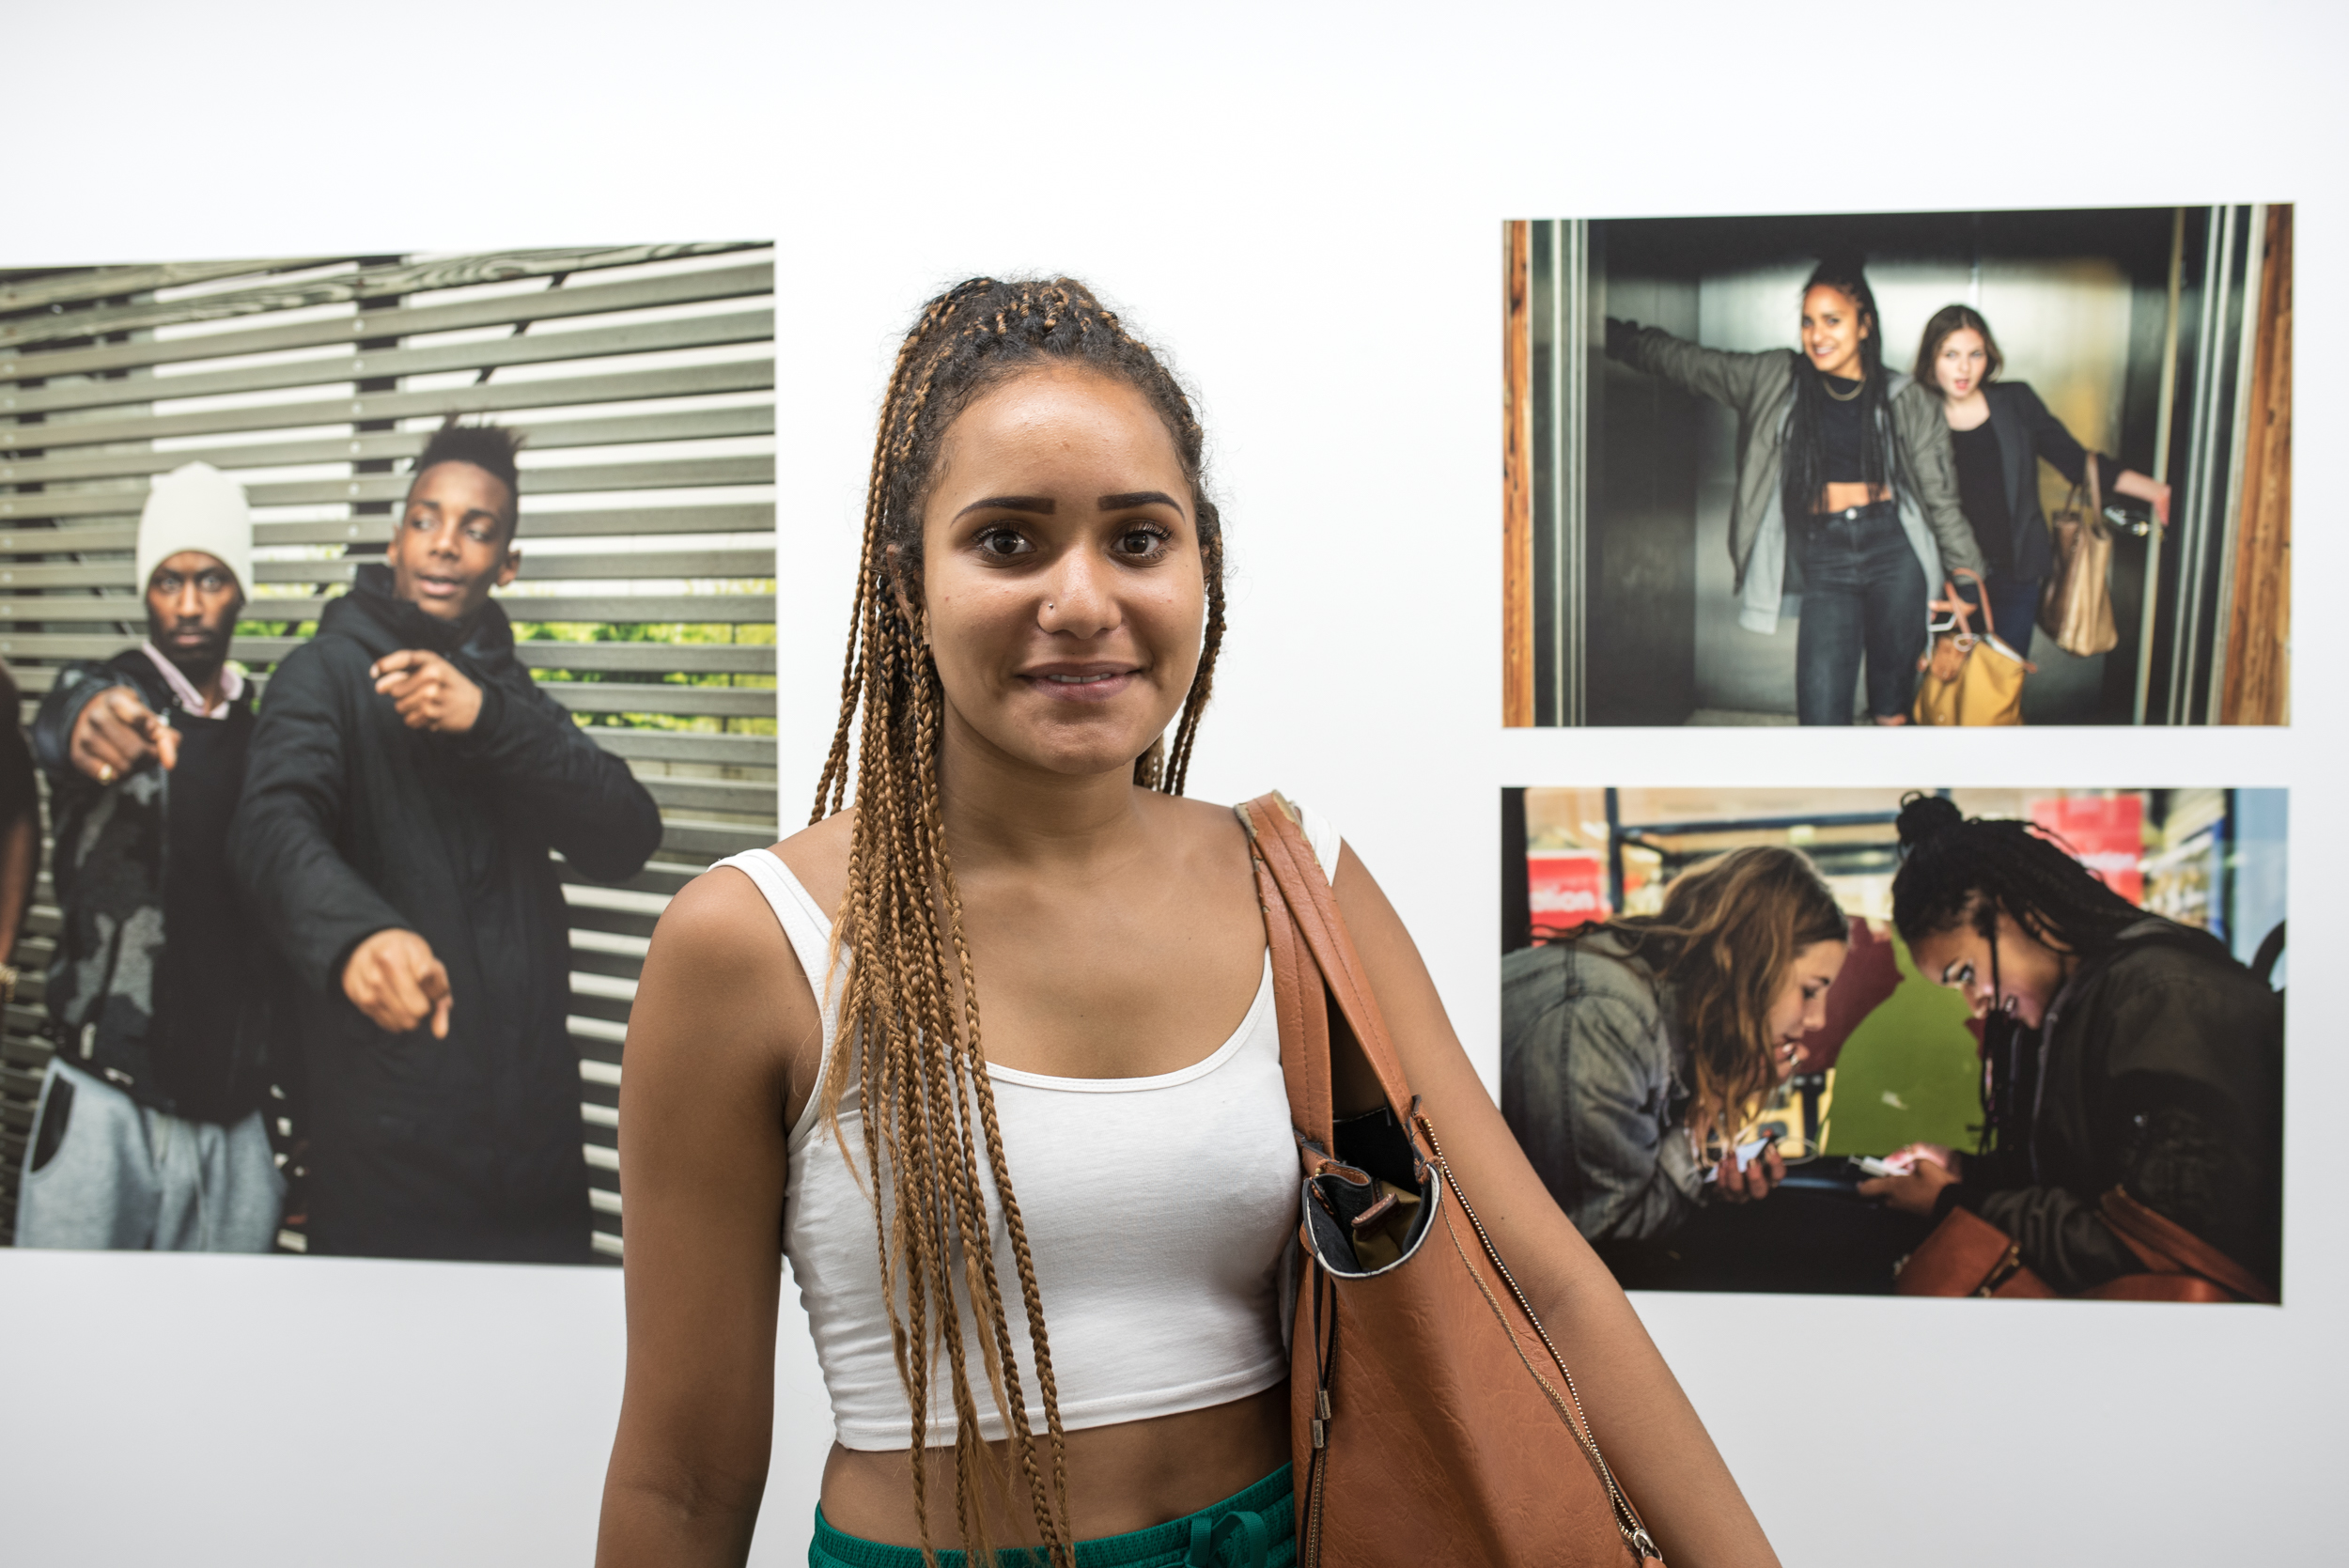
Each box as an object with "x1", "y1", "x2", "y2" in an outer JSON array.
[{"x1": 96, "y1": 763, "x2": 115, "y2": 784}]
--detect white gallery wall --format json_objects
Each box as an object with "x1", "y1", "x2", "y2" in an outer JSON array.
[{"x1": 2, "y1": 3, "x2": 2337, "y2": 1563}]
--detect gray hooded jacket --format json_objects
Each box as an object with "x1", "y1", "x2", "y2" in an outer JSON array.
[
  {"x1": 1606, "y1": 322, "x2": 1985, "y2": 632},
  {"x1": 1501, "y1": 935, "x2": 1705, "y2": 1243}
]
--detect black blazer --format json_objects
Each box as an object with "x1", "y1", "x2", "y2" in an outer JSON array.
[{"x1": 1981, "y1": 380, "x2": 2115, "y2": 583}]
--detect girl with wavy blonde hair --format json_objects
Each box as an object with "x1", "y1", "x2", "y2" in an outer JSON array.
[{"x1": 1504, "y1": 846, "x2": 1851, "y2": 1246}]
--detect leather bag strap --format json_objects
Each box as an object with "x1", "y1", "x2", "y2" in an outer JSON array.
[
  {"x1": 1254, "y1": 843, "x2": 1334, "y2": 1152},
  {"x1": 2098, "y1": 1188, "x2": 2279, "y2": 1305},
  {"x1": 1238, "y1": 793, "x2": 1416, "y2": 1121}
]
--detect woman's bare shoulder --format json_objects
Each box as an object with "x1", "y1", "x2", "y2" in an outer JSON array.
[
  {"x1": 646, "y1": 861, "x2": 800, "y2": 995},
  {"x1": 769, "y1": 807, "x2": 855, "y2": 923},
  {"x1": 634, "y1": 831, "x2": 830, "y2": 1103}
]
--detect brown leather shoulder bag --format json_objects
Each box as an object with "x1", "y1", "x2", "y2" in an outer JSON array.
[
  {"x1": 1892, "y1": 1187, "x2": 2278, "y2": 1304},
  {"x1": 1239, "y1": 793, "x2": 1664, "y2": 1567}
]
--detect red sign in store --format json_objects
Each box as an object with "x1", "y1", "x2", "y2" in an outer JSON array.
[
  {"x1": 1528, "y1": 851, "x2": 1610, "y2": 936},
  {"x1": 2030, "y1": 795, "x2": 2145, "y2": 905}
]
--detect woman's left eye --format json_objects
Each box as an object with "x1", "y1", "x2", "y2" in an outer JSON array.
[{"x1": 1112, "y1": 524, "x2": 1171, "y2": 559}]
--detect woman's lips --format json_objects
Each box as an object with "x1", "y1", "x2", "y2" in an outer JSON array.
[{"x1": 1019, "y1": 668, "x2": 1137, "y2": 703}]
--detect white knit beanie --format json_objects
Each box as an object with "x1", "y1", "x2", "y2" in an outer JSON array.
[{"x1": 136, "y1": 462, "x2": 253, "y2": 598}]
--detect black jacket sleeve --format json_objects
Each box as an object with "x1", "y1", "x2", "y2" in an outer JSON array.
[
  {"x1": 1952, "y1": 959, "x2": 2281, "y2": 1292},
  {"x1": 227, "y1": 645, "x2": 413, "y2": 1000},
  {"x1": 445, "y1": 669, "x2": 662, "y2": 884},
  {"x1": 30, "y1": 660, "x2": 133, "y2": 784},
  {"x1": 1962, "y1": 1182, "x2": 2140, "y2": 1294},
  {"x1": 2019, "y1": 384, "x2": 2123, "y2": 497}
]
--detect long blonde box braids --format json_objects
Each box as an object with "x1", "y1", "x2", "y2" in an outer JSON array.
[{"x1": 810, "y1": 278, "x2": 1227, "y2": 1567}]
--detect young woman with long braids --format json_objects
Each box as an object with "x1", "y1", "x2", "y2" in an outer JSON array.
[
  {"x1": 1913, "y1": 305, "x2": 2172, "y2": 655},
  {"x1": 1500, "y1": 848, "x2": 1849, "y2": 1279},
  {"x1": 1858, "y1": 796, "x2": 2281, "y2": 1295},
  {"x1": 595, "y1": 278, "x2": 1781, "y2": 1567},
  {"x1": 1606, "y1": 256, "x2": 1985, "y2": 723}
]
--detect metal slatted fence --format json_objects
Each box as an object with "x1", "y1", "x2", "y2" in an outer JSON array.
[{"x1": 0, "y1": 245, "x2": 779, "y2": 1261}]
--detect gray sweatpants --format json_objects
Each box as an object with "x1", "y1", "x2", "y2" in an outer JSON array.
[{"x1": 15, "y1": 1059, "x2": 283, "y2": 1252}]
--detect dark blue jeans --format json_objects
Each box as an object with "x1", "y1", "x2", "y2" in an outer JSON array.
[{"x1": 1795, "y1": 502, "x2": 1929, "y2": 724}]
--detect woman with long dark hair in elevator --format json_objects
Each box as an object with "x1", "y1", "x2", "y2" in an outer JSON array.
[
  {"x1": 1913, "y1": 304, "x2": 2172, "y2": 656},
  {"x1": 1606, "y1": 256, "x2": 1983, "y2": 724}
]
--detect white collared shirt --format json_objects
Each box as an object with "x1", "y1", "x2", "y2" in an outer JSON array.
[{"x1": 141, "y1": 641, "x2": 244, "y2": 719}]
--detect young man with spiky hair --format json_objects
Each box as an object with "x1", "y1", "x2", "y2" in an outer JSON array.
[{"x1": 231, "y1": 422, "x2": 661, "y2": 1264}]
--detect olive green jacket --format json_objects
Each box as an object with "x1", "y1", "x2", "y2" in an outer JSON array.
[{"x1": 1608, "y1": 323, "x2": 1986, "y2": 631}]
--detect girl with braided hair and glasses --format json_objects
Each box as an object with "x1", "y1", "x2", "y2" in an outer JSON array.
[
  {"x1": 597, "y1": 279, "x2": 1780, "y2": 1567},
  {"x1": 1858, "y1": 795, "x2": 2282, "y2": 1296},
  {"x1": 1606, "y1": 256, "x2": 1985, "y2": 724}
]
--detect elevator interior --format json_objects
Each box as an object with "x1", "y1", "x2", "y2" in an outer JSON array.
[{"x1": 1508, "y1": 207, "x2": 2289, "y2": 725}]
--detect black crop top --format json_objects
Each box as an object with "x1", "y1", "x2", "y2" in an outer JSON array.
[{"x1": 1818, "y1": 375, "x2": 1866, "y2": 483}]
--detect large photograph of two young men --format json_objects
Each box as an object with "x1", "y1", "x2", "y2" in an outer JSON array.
[
  {"x1": 1500, "y1": 205, "x2": 2291, "y2": 726},
  {"x1": 1498, "y1": 787, "x2": 2286, "y2": 1302},
  {"x1": 0, "y1": 246, "x2": 778, "y2": 1265}
]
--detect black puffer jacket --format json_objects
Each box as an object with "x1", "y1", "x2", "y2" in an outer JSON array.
[
  {"x1": 1942, "y1": 919, "x2": 2283, "y2": 1293},
  {"x1": 228, "y1": 566, "x2": 661, "y2": 1263}
]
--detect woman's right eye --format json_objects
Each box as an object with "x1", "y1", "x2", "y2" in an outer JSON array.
[{"x1": 975, "y1": 527, "x2": 1033, "y2": 558}]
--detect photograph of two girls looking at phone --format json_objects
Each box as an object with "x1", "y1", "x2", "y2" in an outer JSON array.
[{"x1": 1499, "y1": 792, "x2": 2283, "y2": 1301}]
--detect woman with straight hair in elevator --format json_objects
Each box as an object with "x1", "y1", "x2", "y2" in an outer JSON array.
[
  {"x1": 1912, "y1": 304, "x2": 2173, "y2": 657},
  {"x1": 595, "y1": 277, "x2": 1781, "y2": 1567},
  {"x1": 1606, "y1": 255, "x2": 1984, "y2": 724}
]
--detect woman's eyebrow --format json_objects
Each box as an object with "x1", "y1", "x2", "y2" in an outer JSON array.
[
  {"x1": 1097, "y1": 490, "x2": 1182, "y2": 512},
  {"x1": 953, "y1": 495, "x2": 1056, "y2": 520}
]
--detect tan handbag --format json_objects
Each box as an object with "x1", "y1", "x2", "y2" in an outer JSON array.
[
  {"x1": 1911, "y1": 567, "x2": 2035, "y2": 725},
  {"x1": 2038, "y1": 458, "x2": 2121, "y2": 657},
  {"x1": 1893, "y1": 1188, "x2": 2278, "y2": 1304},
  {"x1": 1239, "y1": 794, "x2": 1663, "y2": 1567}
]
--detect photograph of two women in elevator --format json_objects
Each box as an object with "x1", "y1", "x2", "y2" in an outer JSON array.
[{"x1": 1501, "y1": 206, "x2": 2291, "y2": 726}]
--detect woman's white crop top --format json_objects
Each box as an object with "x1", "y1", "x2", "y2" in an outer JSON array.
[{"x1": 712, "y1": 808, "x2": 1336, "y2": 1450}]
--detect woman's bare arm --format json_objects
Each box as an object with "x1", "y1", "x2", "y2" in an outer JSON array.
[
  {"x1": 1331, "y1": 844, "x2": 1781, "y2": 1568},
  {"x1": 596, "y1": 865, "x2": 815, "y2": 1568}
]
